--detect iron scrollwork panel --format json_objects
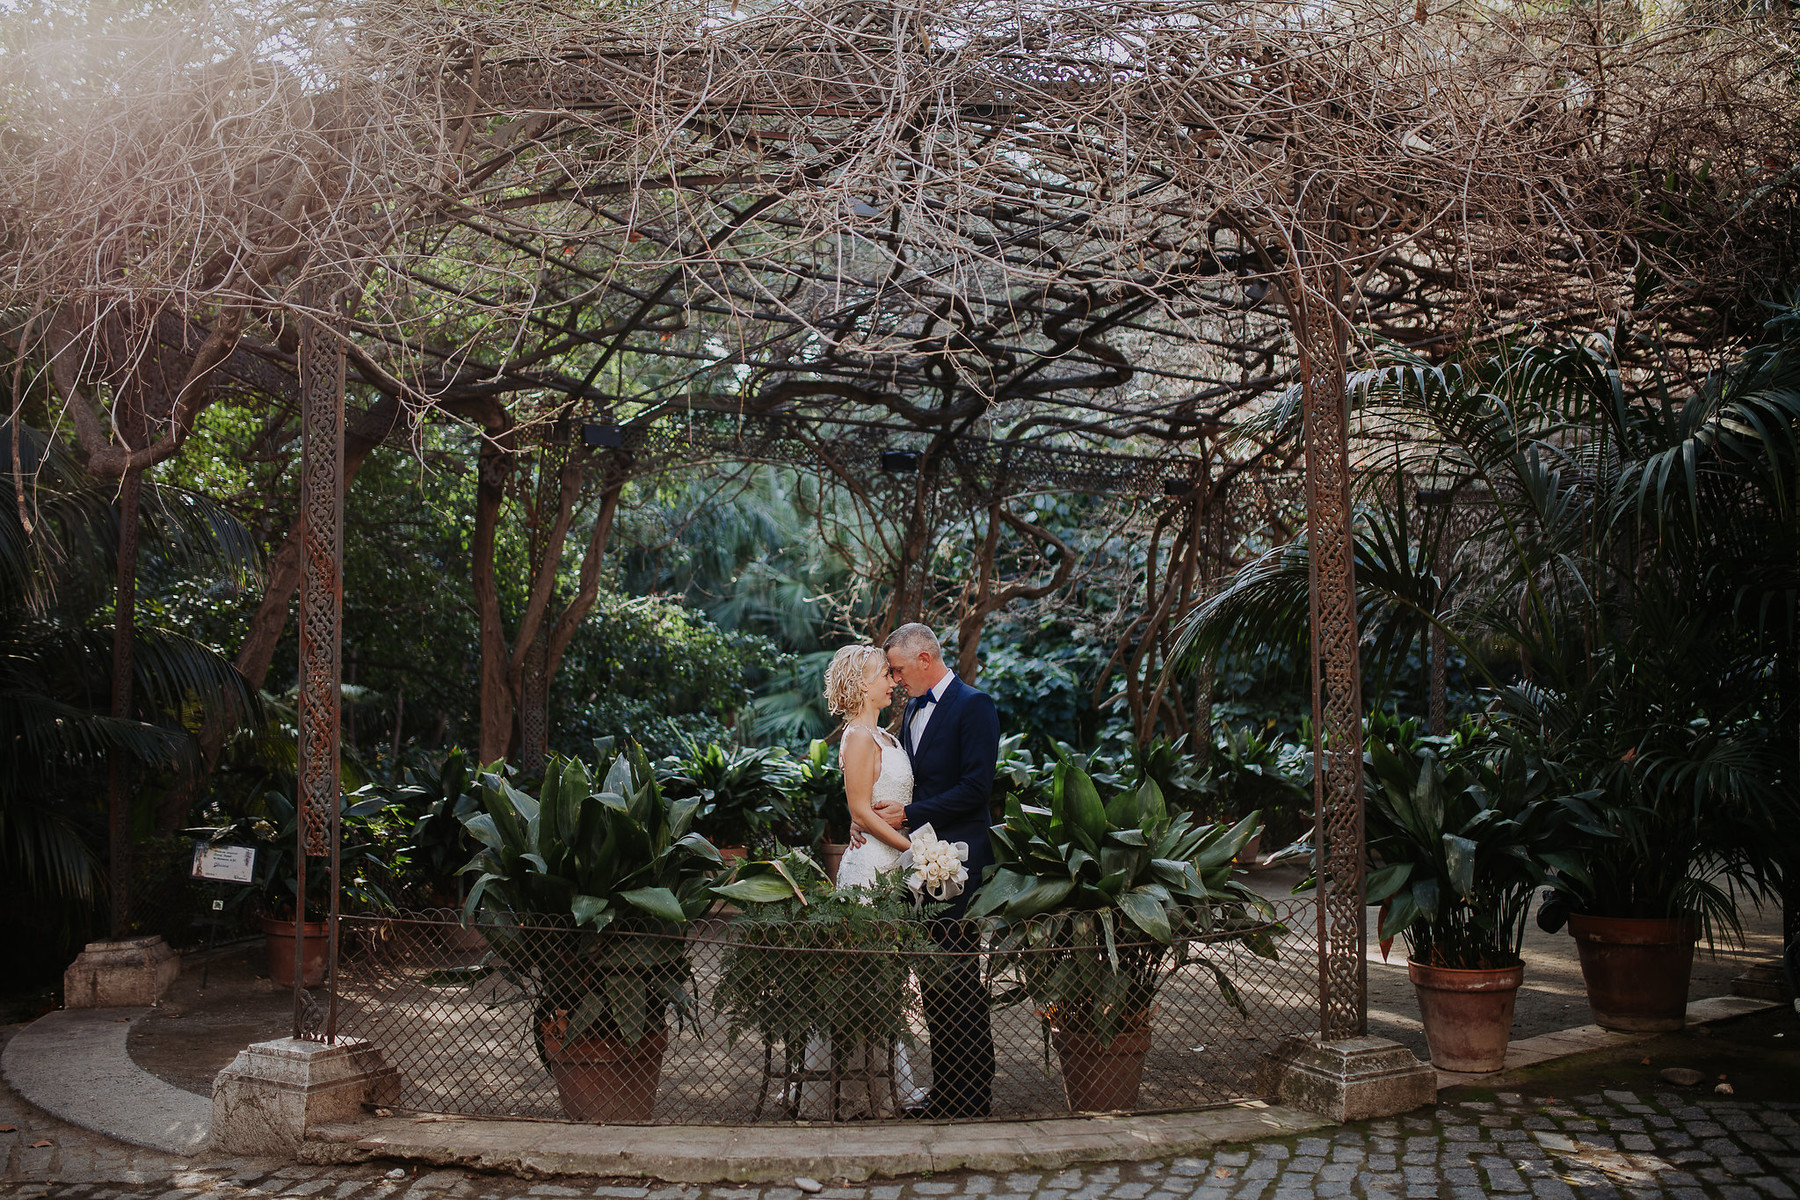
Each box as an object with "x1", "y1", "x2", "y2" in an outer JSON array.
[{"x1": 1299, "y1": 297, "x2": 1369, "y2": 1043}]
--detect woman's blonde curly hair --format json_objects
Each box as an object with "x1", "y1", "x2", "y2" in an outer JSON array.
[{"x1": 824, "y1": 644, "x2": 886, "y2": 717}]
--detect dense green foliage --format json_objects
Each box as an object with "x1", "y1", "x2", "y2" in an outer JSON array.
[
  {"x1": 1, "y1": 421, "x2": 260, "y2": 975},
  {"x1": 970, "y1": 759, "x2": 1273, "y2": 1045},
  {"x1": 1182, "y1": 303, "x2": 1800, "y2": 928},
  {"x1": 711, "y1": 850, "x2": 933, "y2": 1075},
  {"x1": 1361, "y1": 718, "x2": 1579, "y2": 969}
]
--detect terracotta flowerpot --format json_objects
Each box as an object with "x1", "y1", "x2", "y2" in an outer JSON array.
[
  {"x1": 1233, "y1": 830, "x2": 1264, "y2": 868},
  {"x1": 440, "y1": 920, "x2": 489, "y2": 955},
  {"x1": 1568, "y1": 913, "x2": 1699, "y2": 1032},
  {"x1": 1408, "y1": 959, "x2": 1524, "y2": 1073},
  {"x1": 719, "y1": 846, "x2": 749, "y2": 865},
  {"x1": 819, "y1": 842, "x2": 848, "y2": 884},
  {"x1": 1050, "y1": 1018, "x2": 1154, "y2": 1112},
  {"x1": 540, "y1": 1019, "x2": 669, "y2": 1122},
  {"x1": 261, "y1": 915, "x2": 329, "y2": 987}
]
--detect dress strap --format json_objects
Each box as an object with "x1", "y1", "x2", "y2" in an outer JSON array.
[{"x1": 845, "y1": 723, "x2": 896, "y2": 748}]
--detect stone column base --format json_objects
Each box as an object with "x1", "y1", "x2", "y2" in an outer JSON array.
[
  {"x1": 1264, "y1": 1034, "x2": 1437, "y2": 1122},
  {"x1": 212, "y1": 1038, "x2": 401, "y2": 1155},
  {"x1": 63, "y1": 936, "x2": 180, "y2": 1008},
  {"x1": 1730, "y1": 961, "x2": 1792, "y2": 1003}
]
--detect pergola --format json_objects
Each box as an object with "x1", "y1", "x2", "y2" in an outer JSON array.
[{"x1": 7, "y1": 0, "x2": 1788, "y2": 1086}]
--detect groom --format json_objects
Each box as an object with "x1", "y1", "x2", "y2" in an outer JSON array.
[{"x1": 871, "y1": 622, "x2": 999, "y2": 1119}]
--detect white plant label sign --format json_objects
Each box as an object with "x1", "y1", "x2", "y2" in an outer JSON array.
[{"x1": 191, "y1": 843, "x2": 256, "y2": 883}]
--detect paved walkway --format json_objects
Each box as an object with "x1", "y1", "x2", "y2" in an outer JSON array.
[
  {"x1": 1, "y1": 959, "x2": 1795, "y2": 1199},
  {"x1": 3, "y1": 1077, "x2": 1796, "y2": 1200},
  {"x1": 0, "y1": 1010, "x2": 208, "y2": 1156}
]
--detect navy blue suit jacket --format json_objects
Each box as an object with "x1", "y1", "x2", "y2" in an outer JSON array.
[{"x1": 902, "y1": 674, "x2": 1000, "y2": 914}]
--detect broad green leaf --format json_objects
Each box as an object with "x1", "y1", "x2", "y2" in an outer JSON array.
[
  {"x1": 564, "y1": 991, "x2": 612, "y2": 1042},
  {"x1": 604, "y1": 972, "x2": 653, "y2": 1046},
  {"x1": 1412, "y1": 877, "x2": 1440, "y2": 923},
  {"x1": 461, "y1": 872, "x2": 502, "y2": 923},
  {"x1": 674, "y1": 831, "x2": 723, "y2": 862},
  {"x1": 1365, "y1": 862, "x2": 1413, "y2": 904},
  {"x1": 1062, "y1": 765, "x2": 1108, "y2": 845},
  {"x1": 1004, "y1": 877, "x2": 1076, "y2": 918},
  {"x1": 1197, "y1": 812, "x2": 1260, "y2": 868},
  {"x1": 603, "y1": 752, "x2": 634, "y2": 799},
  {"x1": 1136, "y1": 778, "x2": 1168, "y2": 827},
  {"x1": 711, "y1": 876, "x2": 804, "y2": 904},
  {"x1": 1104, "y1": 786, "x2": 1139, "y2": 830},
  {"x1": 571, "y1": 894, "x2": 611, "y2": 927},
  {"x1": 619, "y1": 886, "x2": 688, "y2": 923},
  {"x1": 1443, "y1": 834, "x2": 1477, "y2": 900},
  {"x1": 1118, "y1": 888, "x2": 1173, "y2": 942},
  {"x1": 463, "y1": 813, "x2": 504, "y2": 850},
  {"x1": 967, "y1": 868, "x2": 1031, "y2": 918},
  {"x1": 1379, "y1": 889, "x2": 1420, "y2": 940}
]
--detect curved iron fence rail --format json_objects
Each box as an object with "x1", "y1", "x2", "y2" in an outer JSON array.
[{"x1": 335, "y1": 900, "x2": 1317, "y2": 1123}]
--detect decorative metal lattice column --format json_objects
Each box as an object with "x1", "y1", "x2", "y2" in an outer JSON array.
[
  {"x1": 1297, "y1": 286, "x2": 1369, "y2": 1042},
  {"x1": 295, "y1": 280, "x2": 346, "y2": 1042},
  {"x1": 107, "y1": 463, "x2": 143, "y2": 940}
]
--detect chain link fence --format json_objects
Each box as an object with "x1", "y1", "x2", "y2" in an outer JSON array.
[{"x1": 335, "y1": 899, "x2": 1318, "y2": 1123}]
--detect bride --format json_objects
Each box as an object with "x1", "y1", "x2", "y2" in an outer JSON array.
[
  {"x1": 788, "y1": 644, "x2": 925, "y2": 1117},
  {"x1": 828, "y1": 644, "x2": 913, "y2": 889}
]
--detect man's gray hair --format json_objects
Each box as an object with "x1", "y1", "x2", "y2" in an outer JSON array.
[{"x1": 883, "y1": 622, "x2": 942, "y2": 660}]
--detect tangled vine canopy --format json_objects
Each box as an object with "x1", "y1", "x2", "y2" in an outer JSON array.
[{"x1": 3, "y1": 0, "x2": 1792, "y2": 480}]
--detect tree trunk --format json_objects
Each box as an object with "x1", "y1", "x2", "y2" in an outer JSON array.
[
  {"x1": 543, "y1": 475, "x2": 623, "y2": 681},
  {"x1": 955, "y1": 506, "x2": 1004, "y2": 683},
  {"x1": 474, "y1": 423, "x2": 517, "y2": 765},
  {"x1": 952, "y1": 500, "x2": 1077, "y2": 685},
  {"x1": 882, "y1": 478, "x2": 935, "y2": 638}
]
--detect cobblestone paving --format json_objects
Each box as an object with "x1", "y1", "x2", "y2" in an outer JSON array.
[{"x1": 2, "y1": 1088, "x2": 1796, "y2": 1200}]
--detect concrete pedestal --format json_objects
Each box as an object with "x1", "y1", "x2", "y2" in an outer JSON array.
[
  {"x1": 1730, "y1": 961, "x2": 1792, "y2": 1003},
  {"x1": 63, "y1": 936, "x2": 180, "y2": 1008},
  {"x1": 212, "y1": 1037, "x2": 400, "y2": 1155},
  {"x1": 1264, "y1": 1034, "x2": 1437, "y2": 1122}
]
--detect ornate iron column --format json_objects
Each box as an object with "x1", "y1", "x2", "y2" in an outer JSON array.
[
  {"x1": 1265, "y1": 262, "x2": 1435, "y2": 1122},
  {"x1": 295, "y1": 280, "x2": 345, "y2": 1042},
  {"x1": 1296, "y1": 287, "x2": 1370, "y2": 1042},
  {"x1": 107, "y1": 463, "x2": 142, "y2": 940}
]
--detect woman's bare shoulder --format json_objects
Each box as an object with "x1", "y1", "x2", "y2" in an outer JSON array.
[{"x1": 840, "y1": 725, "x2": 880, "y2": 756}]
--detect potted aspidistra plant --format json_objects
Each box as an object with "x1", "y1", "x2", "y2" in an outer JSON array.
[
  {"x1": 1362, "y1": 724, "x2": 1580, "y2": 1072},
  {"x1": 459, "y1": 743, "x2": 720, "y2": 1122},
  {"x1": 969, "y1": 759, "x2": 1273, "y2": 1112}
]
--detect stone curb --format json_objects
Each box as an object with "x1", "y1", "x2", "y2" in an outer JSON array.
[
  {"x1": 2, "y1": 993, "x2": 1781, "y2": 1181},
  {"x1": 300, "y1": 1103, "x2": 1333, "y2": 1183},
  {"x1": 0, "y1": 1007, "x2": 210, "y2": 1156}
]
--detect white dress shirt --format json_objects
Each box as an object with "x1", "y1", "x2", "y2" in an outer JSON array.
[{"x1": 908, "y1": 671, "x2": 954, "y2": 750}]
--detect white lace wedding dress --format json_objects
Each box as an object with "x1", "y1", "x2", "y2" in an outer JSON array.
[
  {"x1": 834, "y1": 726, "x2": 912, "y2": 889},
  {"x1": 791, "y1": 726, "x2": 926, "y2": 1117}
]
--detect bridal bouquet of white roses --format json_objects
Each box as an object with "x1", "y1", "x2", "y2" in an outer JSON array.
[{"x1": 896, "y1": 823, "x2": 969, "y2": 904}]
